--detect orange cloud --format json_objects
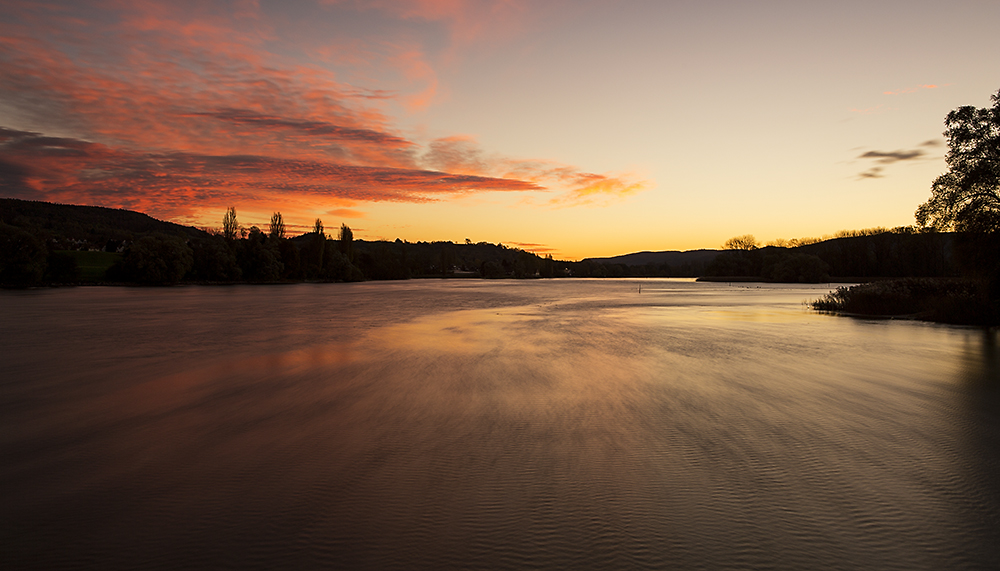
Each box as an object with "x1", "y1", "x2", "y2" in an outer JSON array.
[
  {"x1": 328, "y1": 208, "x2": 366, "y2": 219},
  {"x1": 506, "y1": 241, "x2": 557, "y2": 255},
  {"x1": 550, "y1": 172, "x2": 646, "y2": 206},
  {"x1": 423, "y1": 136, "x2": 646, "y2": 204},
  {"x1": 0, "y1": 127, "x2": 541, "y2": 221}
]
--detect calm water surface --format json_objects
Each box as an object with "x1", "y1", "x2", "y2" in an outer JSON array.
[{"x1": 2, "y1": 279, "x2": 998, "y2": 570}]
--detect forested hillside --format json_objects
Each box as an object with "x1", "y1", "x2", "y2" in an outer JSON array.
[
  {"x1": 700, "y1": 231, "x2": 958, "y2": 282},
  {"x1": 0, "y1": 199, "x2": 573, "y2": 285}
]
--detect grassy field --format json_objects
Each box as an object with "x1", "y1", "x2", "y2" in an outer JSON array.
[{"x1": 58, "y1": 250, "x2": 121, "y2": 281}]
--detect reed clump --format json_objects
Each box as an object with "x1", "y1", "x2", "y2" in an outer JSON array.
[{"x1": 812, "y1": 278, "x2": 997, "y2": 325}]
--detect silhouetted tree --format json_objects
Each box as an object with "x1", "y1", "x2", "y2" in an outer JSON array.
[
  {"x1": 439, "y1": 243, "x2": 454, "y2": 275},
  {"x1": 223, "y1": 206, "x2": 239, "y2": 241},
  {"x1": 114, "y1": 234, "x2": 193, "y2": 284},
  {"x1": 303, "y1": 218, "x2": 326, "y2": 278},
  {"x1": 338, "y1": 223, "x2": 353, "y2": 261},
  {"x1": 762, "y1": 252, "x2": 830, "y2": 283},
  {"x1": 916, "y1": 88, "x2": 1000, "y2": 233},
  {"x1": 278, "y1": 240, "x2": 301, "y2": 279},
  {"x1": 915, "y1": 89, "x2": 1000, "y2": 298},
  {"x1": 723, "y1": 234, "x2": 760, "y2": 250},
  {"x1": 188, "y1": 236, "x2": 241, "y2": 281},
  {"x1": 45, "y1": 251, "x2": 79, "y2": 282},
  {"x1": 322, "y1": 242, "x2": 364, "y2": 281},
  {"x1": 540, "y1": 254, "x2": 555, "y2": 278},
  {"x1": 268, "y1": 212, "x2": 285, "y2": 242},
  {"x1": 705, "y1": 250, "x2": 757, "y2": 277},
  {"x1": 0, "y1": 222, "x2": 47, "y2": 285},
  {"x1": 480, "y1": 260, "x2": 504, "y2": 278},
  {"x1": 238, "y1": 226, "x2": 282, "y2": 282}
]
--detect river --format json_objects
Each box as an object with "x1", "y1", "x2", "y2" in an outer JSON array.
[{"x1": 2, "y1": 279, "x2": 998, "y2": 569}]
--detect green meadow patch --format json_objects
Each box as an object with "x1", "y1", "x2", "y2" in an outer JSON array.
[{"x1": 59, "y1": 250, "x2": 121, "y2": 281}]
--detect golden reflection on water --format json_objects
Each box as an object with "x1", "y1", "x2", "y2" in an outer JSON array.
[
  {"x1": 700, "y1": 307, "x2": 817, "y2": 323},
  {"x1": 108, "y1": 344, "x2": 362, "y2": 417},
  {"x1": 4, "y1": 281, "x2": 999, "y2": 570},
  {"x1": 369, "y1": 308, "x2": 564, "y2": 357}
]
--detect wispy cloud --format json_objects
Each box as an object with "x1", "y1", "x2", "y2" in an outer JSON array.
[
  {"x1": 422, "y1": 136, "x2": 490, "y2": 174},
  {"x1": 506, "y1": 241, "x2": 558, "y2": 255},
  {"x1": 857, "y1": 167, "x2": 884, "y2": 179},
  {"x1": 858, "y1": 149, "x2": 925, "y2": 163},
  {"x1": 883, "y1": 84, "x2": 947, "y2": 96},
  {"x1": 849, "y1": 104, "x2": 884, "y2": 115},
  {"x1": 424, "y1": 137, "x2": 646, "y2": 204},
  {"x1": 855, "y1": 140, "x2": 941, "y2": 180},
  {"x1": 328, "y1": 208, "x2": 366, "y2": 219},
  {"x1": 552, "y1": 172, "x2": 646, "y2": 205}
]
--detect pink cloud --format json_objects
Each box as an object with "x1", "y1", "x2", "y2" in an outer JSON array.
[
  {"x1": 391, "y1": 48, "x2": 440, "y2": 110},
  {"x1": 0, "y1": 0, "x2": 642, "y2": 226},
  {"x1": 0, "y1": 2, "x2": 400, "y2": 163},
  {"x1": 0, "y1": 127, "x2": 541, "y2": 221}
]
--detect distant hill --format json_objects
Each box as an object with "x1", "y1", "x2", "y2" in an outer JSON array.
[
  {"x1": 793, "y1": 233, "x2": 956, "y2": 278},
  {"x1": 583, "y1": 249, "x2": 720, "y2": 267},
  {"x1": 0, "y1": 198, "x2": 209, "y2": 246},
  {"x1": 584, "y1": 232, "x2": 960, "y2": 281}
]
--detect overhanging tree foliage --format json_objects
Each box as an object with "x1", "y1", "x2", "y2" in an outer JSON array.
[{"x1": 916, "y1": 89, "x2": 1000, "y2": 233}]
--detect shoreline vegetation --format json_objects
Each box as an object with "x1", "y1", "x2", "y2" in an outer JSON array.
[
  {"x1": 811, "y1": 278, "x2": 998, "y2": 326},
  {"x1": 1, "y1": 198, "x2": 997, "y2": 326},
  {"x1": 1, "y1": 197, "x2": 998, "y2": 325},
  {"x1": 0, "y1": 199, "x2": 966, "y2": 284}
]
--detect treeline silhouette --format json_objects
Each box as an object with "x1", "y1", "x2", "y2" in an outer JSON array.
[
  {"x1": 0, "y1": 198, "x2": 977, "y2": 288},
  {"x1": 1, "y1": 199, "x2": 591, "y2": 285},
  {"x1": 701, "y1": 228, "x2": 958, "y2": 282}
]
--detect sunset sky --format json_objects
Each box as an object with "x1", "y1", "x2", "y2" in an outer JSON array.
[{"x1": 1, "y1": 0, "x2": 998, "y2": 259}]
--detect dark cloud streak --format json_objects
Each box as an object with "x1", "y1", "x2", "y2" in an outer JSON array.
[
  {"x1": 858, "y1": 149, "x2": 925, "y2": 163},
  {"x1": 192, "y1": 109, "x2": 415, "y2": 147},
  {"x1": 0, "y1": 126, "x2": 541, "y2": 218},
  {"x1": 855, "y1": 140, "x2": 942, "y2": 180}
]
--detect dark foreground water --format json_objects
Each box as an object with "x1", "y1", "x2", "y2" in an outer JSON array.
[{"x1": 2, "y1": 279, "x2": 998, "y2": 570}]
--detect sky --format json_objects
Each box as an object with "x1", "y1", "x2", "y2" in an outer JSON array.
[{"x1": 1, "y1": 0, "x2": 998, "y2": 260}]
